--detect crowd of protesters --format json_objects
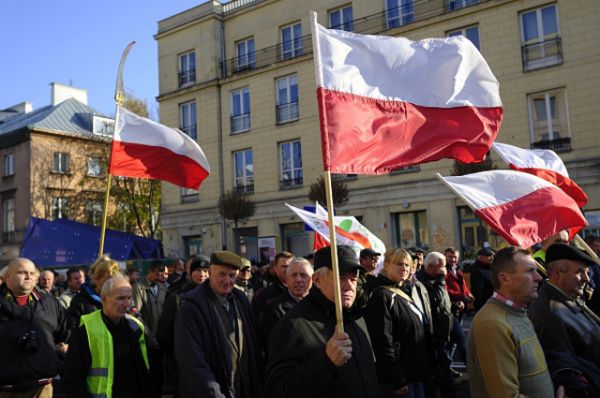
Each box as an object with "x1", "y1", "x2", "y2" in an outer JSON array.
[{"x1": 1, "y1": 233, "x2": 600, "y2": 397}]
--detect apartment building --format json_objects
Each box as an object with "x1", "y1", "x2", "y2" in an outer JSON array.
[{"x1": 156, "y1": 0, "x2": 600, "y2": 262}]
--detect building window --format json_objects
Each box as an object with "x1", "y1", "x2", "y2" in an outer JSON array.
[
  {"x1": 179, "y1": 51, "x2": 196, "y2": 87},
  {"x1": 53, "y1": 152, "x2": 69, "y2": 174},
  {"x1": 527, "y1": 88, "x2": 571, "y2": 152},
  {"x1": 329, "y1": 6, "x2": 353, "y2": 31},
  {"x1": 51, "y1": 197, "x2": 69, "y2": 220},
  {"x1": 447, "y1": 25, "x2": 480, "y2": 50},
  {"x1": 4, "y1": 153, "x2": 14, "y2": 176},
  {"x1": 86, "y1": 200, "x2": 102, "y2": 226},
  {"x1": 233, "y1": 149, "x2": 254, "y2": 193},
  {"x1": 280, "y1": 140, "x2": 303, "y2": 189},
  {"x1": 386, "y1": 0, "x2": 414, "y2": 28},
  {"x1": 520, "y1": 4, "x2": 562, "y2": 71},
  {"x1": 180, "y1": 101, "x2": 197, "y2": 139},
  {"x1": 3, "y1": 196, "x2": 15, "y2": 243},
  {"x1": 181, "y1": 188, "x2": 199, "y2": 203},
  {"x1": 231, "y1": 88, "x2": 251, "y2": 133},
  {"x1": 276, "y1": 75, "x2": 299, "y2": 124},
  {"x1": 447, "y1": 0, "x2": 479, "y2": 12},
  {"x1": 280, "y1": 22, "x2": 303, "y2": 60},
  {"x1": 235, "y1": 38, "x2": 255, "y2": 71},
  {"x1": 87, "y1": 157, "x2": 103, "y2": 177},
  {"x1": 457, "y1": 206, "x2": 503, "y2": 254},
  {"x1": 395, "y1": 211, "x2": 428, "y2": 249}
]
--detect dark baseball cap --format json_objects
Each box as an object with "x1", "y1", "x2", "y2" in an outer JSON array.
[
  {"x1": 210, "y1": 251, "x2": 244, "y2": 270},
  {"x1": 477, "y1": 248, "x2": 494, "y2": 256},
  {"x1": 359, "y1": 248, "x2": 381, "y2": 259},
  {"x1": 545, "y1": 243, "x2": 596, "y2": 266},
  {"x1": 315, "y1": 245, "x2": 365, "y2": 273}
]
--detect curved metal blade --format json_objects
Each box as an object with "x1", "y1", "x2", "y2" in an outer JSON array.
[{"x1": 114, "y1": 41, "x2": 136, "y2": 104}]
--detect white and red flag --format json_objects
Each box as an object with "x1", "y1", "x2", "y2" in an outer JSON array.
[
  {"x1": 492, "y1": 142, "x2": 588, "y2": 208},
  {"x1": 437, "y1": 170, "x2": 587, "y2": 248},
  {"x1": 311, "y1": 17, "x2": 503, "y2": 174},
  {"x1": 109, "y1": 107, "x2": 210, "y2": 189}
]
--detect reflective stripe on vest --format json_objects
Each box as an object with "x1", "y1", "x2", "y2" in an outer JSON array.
[{"x1": 81, "y1": 310, "x2": 149, "y2": 398}]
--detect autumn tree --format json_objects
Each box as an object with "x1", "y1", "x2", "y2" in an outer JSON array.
[
  {"x1": 308, "y1": 175, "x2": 350, "y2": 209},
  {"x1": 218, "y1": 190, "x2": 256, "y2": 247}
]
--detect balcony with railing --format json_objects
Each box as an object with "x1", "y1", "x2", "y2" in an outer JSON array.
[
  {"x1": 231, "y1": 113, "x2": 250, "y2": 133},
  {"x1": 276, "y1": 102, "x2": 299, "y2": 124},
  {"x1": 522, "y1": 37, "x2": 563, "y2": 72},
  {"x1": 280, "y1": 176, "x2": 303, "y2": 190},
  {"x1": 531, "y1": 137, "x2": 571, "y2": 153},
  {"x1": 179, "y1": 70, "x2": 196, "y2": 87}
]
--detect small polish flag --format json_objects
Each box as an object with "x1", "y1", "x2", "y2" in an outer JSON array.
[
  {"x1": 492, "y1": 142, "x2": 588, "y2": 208},
  {"x1": 437, "y1": 170, "x2": 587, "y2": 248},
  {"x1": 109, "y1": 107, "x2": 210, "y2": 189}
]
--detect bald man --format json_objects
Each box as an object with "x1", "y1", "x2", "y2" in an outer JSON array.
[
  {"x1": 0, "y1": 258, "x2": 69, "y2": 397},
  {"x1": 62, "y1": 276, "x2": 152, "y2": 398}
]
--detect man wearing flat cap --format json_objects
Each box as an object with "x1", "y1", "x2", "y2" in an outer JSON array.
[
  {"x1": 174, "y1": 251, "x2": 264, "y2": 398},
  {"x1": 528, "y1": 243, "x2": 600, "y2": 396},
  {"x1": 266, "y1": 245, "x2": 381, "y2": 398}
]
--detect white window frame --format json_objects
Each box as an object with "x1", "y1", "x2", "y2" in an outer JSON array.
[
  {"x1": 3, "y1": 196, "x2": 15, "y2": 243},
  {"x1": 230, "y1": 87, "x2": 251, "y2": 133},
  {"x1": 276, "y1": 75, "x2": 299, "y2": 123},
  {"x1": 527, "y1": 88, "x2": 571, "y2": 144},
  {"x1": 87, "y1": 157, "x2": 103, "y2": 177},
  {"x1": 447, "y1": 25, "x2": 480, "y2": 50},
  {"x1": 179, "y1": 101, "x2": 197, "y2": 139},
  {"x1": 386, "y1": 0, "x2": 414, "y2": 28},
  {"x1": 519, "y1": 5, "x2": 561, "y2": 70},
  {"x1": 179, "y1": 51, "x2": 196, "y2": 87},
  {"x1": 280, "y1": 22, "x2": 303, "y2": 60},
  {"x1": 448, "y1": 0, "x2": 479, "y2": 11},
  {"x1": 236, "y1": 37, "x2": 255, "y2": 70},
  {"x1": 520, "y1": 4, "x2": 559, "y2": 44},
  {"x1": 51, "y1": 197, "x2": 69, "y2": 220},
  {"x1": 329, "y1": 5, "x2": 353, "y2": 31},
  {"x1": 233, "y1": 149, "x2": 254, "y2": 192},
  {"x1": 4, "y1": 153, "x2": 14, "y2": 176},
  {"x1": 85, "y1": 200, "x2": 103, "y2": 225},
  {"x1": 53, "y1": 152, "x2": 69, "y2": 174},
  {"x1": 279, "y1": 140, "x2": 303, "y2": 188}
]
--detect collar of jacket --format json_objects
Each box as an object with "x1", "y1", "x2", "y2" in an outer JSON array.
[
  {"x1": 308, "y1": 286, "x2": 362, "y2": 322},
  {"x1": 82, "y1": 282, "x2": 102, "y2": 305},
  {"x1": 416, "y1": 269, "x2": 446, "y2": 285},
  {"x1": 544, "y1": 281, "x2": 582, "y2": 313}
]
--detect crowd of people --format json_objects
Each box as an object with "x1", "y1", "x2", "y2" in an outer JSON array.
[{"x1": 1, "y1": 233, "x2": 600, "y2": 398}]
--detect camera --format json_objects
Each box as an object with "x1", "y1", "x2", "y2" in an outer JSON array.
[{"x1": 16, "y1": 329, "x2": 38, "y2": 353}]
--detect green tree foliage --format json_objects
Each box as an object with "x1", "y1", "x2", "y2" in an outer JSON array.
[{"x1": 218, "y1": 190, "x2": 256, "y2": 230}]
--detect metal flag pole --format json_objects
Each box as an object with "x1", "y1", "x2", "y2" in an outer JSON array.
[{"x1": 98, "y1": 41, "x2": 136, "y2": 258}]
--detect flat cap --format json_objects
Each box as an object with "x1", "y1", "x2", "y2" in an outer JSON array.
[
  {"x1": 315, "y1": 245, "x2": 365, "y2": 273},
  {"x1": 545, "y1": 243, "x2": 596, "y2": 266},
  {"x1": 477, "y1": 248, "x2": 494, "y2": 256},
  {"x1": 359, "y1": 248, "x2": 381, "y2": 259},
  {"x1": 190, "y1": 255, "x2": 210, "y2": 273},
  {"x1": 210, "y1": 251, "x2": 244, "y2": 269},
  {"x1": 241, "y1": 257, "x2": 251, "y2": 270}
]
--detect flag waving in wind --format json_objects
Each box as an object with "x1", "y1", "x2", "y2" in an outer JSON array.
[
  {"x1": 311, "y1": 16, "x2": 503, "y2": 174},
  {"x1": 286, "y1": 203, "x2": 386, "y2": 261},
  {"x1": 437, "y1": 170, "x2": 587, "y2": 248},
  {"x1": 492, "y1": 142, "x2": 588, "y2": 208},
  {"x1": 109, "y1": 107, "x2": 210, "y2": 189}
]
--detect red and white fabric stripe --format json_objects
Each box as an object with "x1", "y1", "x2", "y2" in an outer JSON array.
[
  {"x1": 311, "y1": 15, "x2": 503, "y2": 174},
  {"x1": 492, "y1": 142, "x2": 588, "y2": 208},
  {"x1": 438, "y1": 170, "x2": 587, "y2": 248},
  {"x1": 109, "y1": 107, "x2": 210, "y2": 190}
]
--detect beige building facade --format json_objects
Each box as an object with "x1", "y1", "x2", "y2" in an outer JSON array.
[{"x1": 156, "y1": 0, "x2": 600, "y2": 263}]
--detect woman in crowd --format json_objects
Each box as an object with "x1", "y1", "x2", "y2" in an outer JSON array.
[
  {"x1": 67, "y1": 254, "x2": 122, "y2": 328},
  {"x1": 364, "y1": 248, "x2": 432, "y2": 398}
]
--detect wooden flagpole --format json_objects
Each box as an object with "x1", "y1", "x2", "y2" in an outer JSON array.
[
  {"x1": 98, "y1": 41, "x2": 136, "y2": 257},
  {"x1": 574, "y1": 234, "x2": 600, "y2": 264}
]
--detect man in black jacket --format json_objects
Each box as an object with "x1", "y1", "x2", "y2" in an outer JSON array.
[
  {"x1": 266, "y1": 245, "x2": 381, "y2": 398},
  {"x1": 0, "y1": 258, "x2": 69, "y2": 397},
  {"x1": 528, "y1": 243, "x2": 600, "y2": 397},
  {"x1": 174, "y1": 251, "x2": 264, "y2": 398},
  {"x1": 470, "y1": 248, "x2": 495, "y2": 312}
]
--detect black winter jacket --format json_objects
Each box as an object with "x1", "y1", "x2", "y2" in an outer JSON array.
[
  {"x1": 470, "y1": 261, "x2": 494, "y2": 311},
  {"x1": 415, "y1": 269, "x2": 453, "y2": 343},
  {"x1": 67, "y1": 282, "x2": 102, "y2": 329},
  {"x1": 266, "y1": 287, "x2": 382, "y2": 398},
  {"x1": 364, "y1": 275, "x2": 432, "y2": 388},
  {"x1": 261, "y1": 291, "x2": 298, "y2": 348},
  {"x1": 0, "y1": 285, "x2": 69, "y2": 390},
  {"x1": 174, "y1": 282, "x2": 264, "y2": 398}
]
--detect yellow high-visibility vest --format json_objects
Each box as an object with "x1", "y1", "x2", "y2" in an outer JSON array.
[{"x1": 80, "y1": 310, "x2": 149, "y2": 398}]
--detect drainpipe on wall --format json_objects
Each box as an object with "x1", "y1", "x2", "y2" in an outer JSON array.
[{"x1": 217, "y1": 12, "x2": 227, "y2": 250}]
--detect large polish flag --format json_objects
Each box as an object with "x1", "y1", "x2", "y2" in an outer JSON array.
[
  {"x1": 310, "y1": 15, "x2": 503, "y2": 174},
  {"x1": 437, "y1": 170, "x2": 587, "y2": 248},
  {"x1": 109, "y1": 107, "x2": 210, "y2": 190},
  {"x1": 492, "y1": 142, "x2": 588, "y2": 208}
]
